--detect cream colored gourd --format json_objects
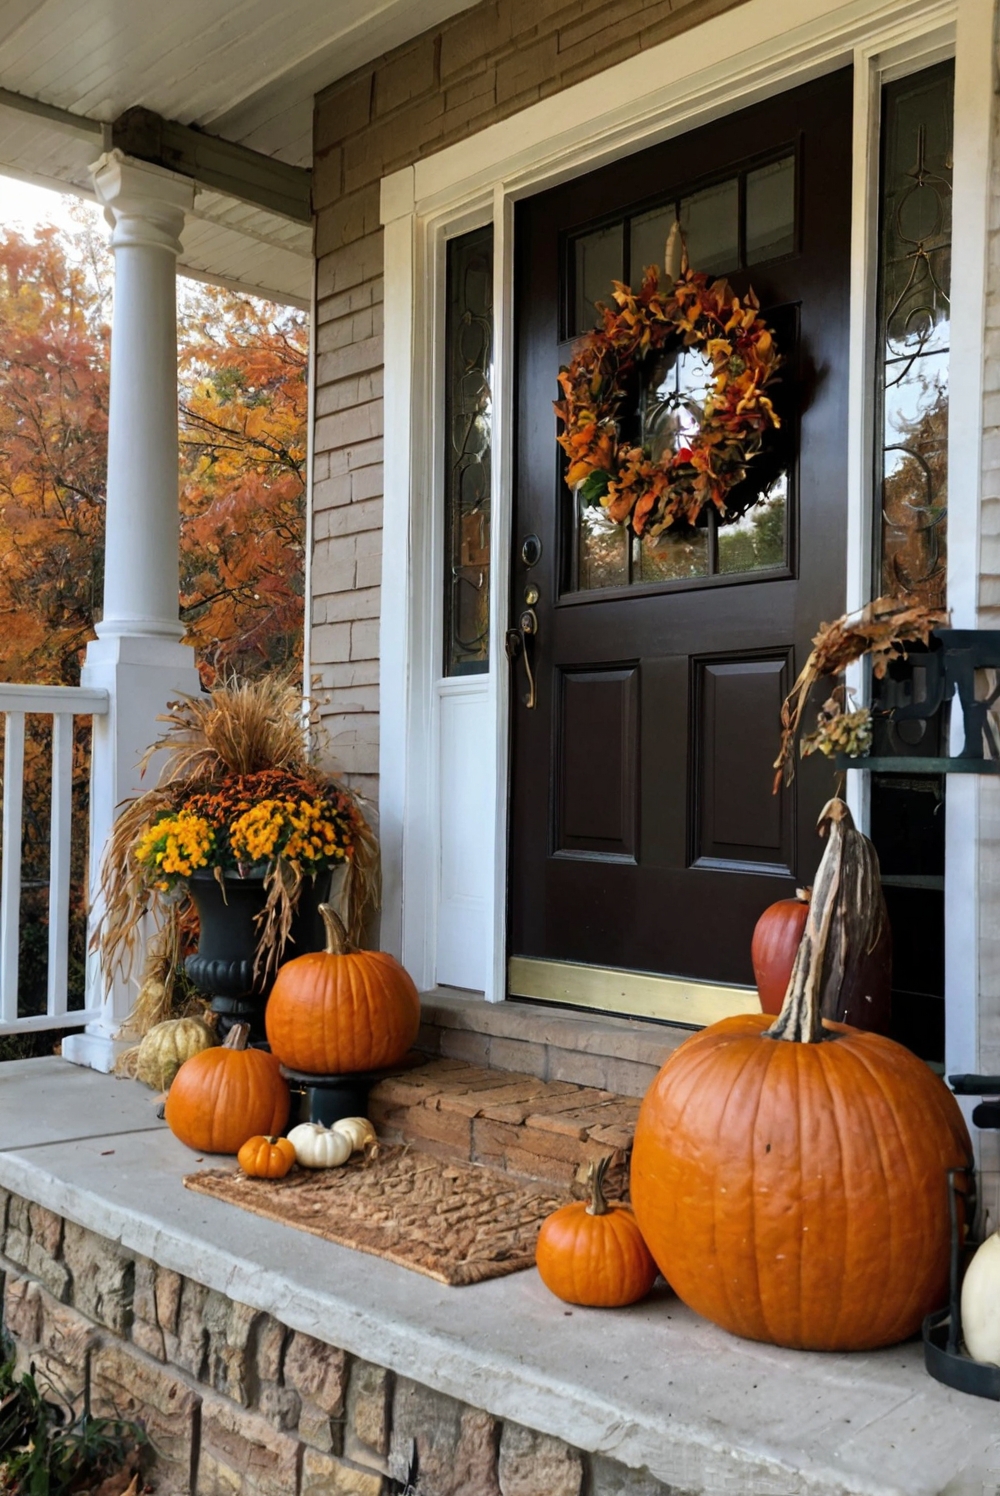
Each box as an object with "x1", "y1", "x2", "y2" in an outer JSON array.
[
  {"x1": 287, "y1": 1122, "x2": 352, "y2": 1169},
  {"x1": 333, "y1": 1116, "x2": 376, "y2": 1152},
  {"x1": 137, "y1": 1017, "x2": 216, "y2": 1090},
  {"x1": 961, "y1": 1229, "x2": 1000, "y2": 1364}
]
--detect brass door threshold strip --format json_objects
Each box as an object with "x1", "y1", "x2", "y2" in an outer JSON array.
[{"x1": 508, "y1": 956, "x2": 760, "y2": 1027}]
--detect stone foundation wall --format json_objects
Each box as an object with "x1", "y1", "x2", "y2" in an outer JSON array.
[{"x1": 0, "y1": 1188, "x2": 666, "y2": 1496}]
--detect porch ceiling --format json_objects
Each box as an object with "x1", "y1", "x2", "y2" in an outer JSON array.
[{"x1": 0, "y1": 0, "x2": 478, "y2": 301}]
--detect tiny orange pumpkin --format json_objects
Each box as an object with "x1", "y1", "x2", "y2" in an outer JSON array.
[
  {"x1": 535, "y1": 1156, "x2": 658, "y2": 1308},
  {"x1": 237, "y1": 1134, "x2": 296, "y2": 1179}
]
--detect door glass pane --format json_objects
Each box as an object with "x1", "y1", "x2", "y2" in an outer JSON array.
[
  {"x1": 641, "y1": 344, "x2": 715, "y2": 463},
  {"x1": 717, "y1": 478, "x2": 788, "y2": 574},
  {"x1": 679, "y1": 178, "x2": 739, "y2": 277},
  {"x1": 630, "y1": 205, "x2": 675, "y2": 284},
  {"x1": 578, "y1": 496, "x2": 629, "y2": 589},
  {"x1": 443, "y1": 224, "x2": 493, "y2": 676},
  {"x1": 573, "y1": 223, "x2": 623, "y2": 334},
  {"x1": 746, "y1": 155, "x2": 795, "y2": 264},
  {"x1": 635, "y1": 527, "x2": 710, "y2": 581}
]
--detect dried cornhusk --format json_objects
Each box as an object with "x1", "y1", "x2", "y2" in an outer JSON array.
[
  {"x1": 95, "y1": 672, "x2": 381, "y2": 1001},
  {"x1": 773, "y1": 595, "x2": 947, "y2": 789},
  {"x1": 766, "y1": 797, "x2": 891, "y2": 1040}
]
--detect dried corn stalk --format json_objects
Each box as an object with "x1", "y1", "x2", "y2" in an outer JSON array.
[
  {"x1": 766, "y1": 798, "x2": 891, "y2": 1040},
  {"x1": 774, "y1": 595, "x2": 947, "y2": 789}
]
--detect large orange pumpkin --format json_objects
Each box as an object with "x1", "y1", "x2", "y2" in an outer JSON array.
[
  {"x1": 631, "y1": 799, "x2": 972, "y2": 1352},
  {"x1": 265, "y1": 905, "x2": 420, "y2": 1075},
  {"x1": 536, "y1": 1156, "x2": 658, "y2": 1308},
  {"x1": 750, "y1": 891, "x2": 810, "y2": 1015},
  {"x1": 164, "y1": 1023, "x2": 289, "y2": 1154}
]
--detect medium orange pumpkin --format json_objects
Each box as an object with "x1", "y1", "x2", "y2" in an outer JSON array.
[
  {"x1": 536, "y1": 1157, "x2": 658, "y2": 1308},
  {"x1": 265, "y1": 905, "x2": 420, "y2": 1075},
  {"x1": 164, "y1": 1023, "x2": 289, "y2": 1154},
  {"x1": 631, "y1": 799, "x2": 972, "y2": 1352},
  {"x1": 751, "y1": 891, "x2": 810, "y2": 1015},
  {"x1": 238, "y1": 1134, "x2": 296, "y2": 1178}
]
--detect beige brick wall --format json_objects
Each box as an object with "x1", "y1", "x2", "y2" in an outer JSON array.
[{"x1": 310, "y1": 0, "x2": 752, "y2": 801}]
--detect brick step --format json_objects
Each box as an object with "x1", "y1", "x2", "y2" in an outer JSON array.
[
  {"x1": 369, "y1": 1058, "x2": 640, "y2": 1199},
  {"x1": 415, "y1": 991, "x2": 685, "y2": 1098}
]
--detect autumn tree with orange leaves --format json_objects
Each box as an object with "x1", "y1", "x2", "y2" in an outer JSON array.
[
  {"x1": 0, "y1": 215, "x2": 307, "y2": 1021},
  {"x1": 0, "y1": 215, "x2": 307, "y2": 689}
]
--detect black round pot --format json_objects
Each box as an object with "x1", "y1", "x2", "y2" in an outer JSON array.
[{"x1": 184, "y1": 870, "x2": 332, "y2": 1040}]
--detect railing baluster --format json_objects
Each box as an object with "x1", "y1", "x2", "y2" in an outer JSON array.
[
  {"x1": 47, "y1": 713, "x2": 73, "y2": 1019},
  {"x1": 1, "y1": 712, "x2": 26, "y2": 1023},
  {"x1": 0, "y1": 685, "x2": 108, "y2": 1038}
]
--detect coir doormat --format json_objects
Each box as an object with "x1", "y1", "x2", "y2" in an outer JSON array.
[{"x1": 183, "y1": 1145, "x2": 570, "y2": 1286}]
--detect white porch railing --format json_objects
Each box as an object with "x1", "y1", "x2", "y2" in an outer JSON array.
[{"x1": 0, "y1": 683, "x2": 109, "y2": 1035}]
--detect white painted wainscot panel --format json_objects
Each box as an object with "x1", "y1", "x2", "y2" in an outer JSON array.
[{"x1": 436, "y1": 677, "x2": 491, "y2": 991}]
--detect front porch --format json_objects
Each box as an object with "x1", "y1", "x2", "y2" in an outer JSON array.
[{"x1": 1, "y1": 1054, "x2": 997, "y2": 1496}]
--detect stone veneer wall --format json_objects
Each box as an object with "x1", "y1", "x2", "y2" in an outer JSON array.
[
  {"x1": 309, "y1": 0, "x2": 751, "y2": 803},
  {"x1": 0, "y1": 1188, "x2": 668, "y2": 1496}
]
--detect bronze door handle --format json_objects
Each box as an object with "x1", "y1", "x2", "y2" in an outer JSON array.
[{"x1": 507, "y1": 607, "x2": 538, "y2": 708}]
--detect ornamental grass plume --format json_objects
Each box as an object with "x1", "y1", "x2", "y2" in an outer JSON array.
[{"x1": 95, "y1": 673, "x2": 379, "y2": 1035}]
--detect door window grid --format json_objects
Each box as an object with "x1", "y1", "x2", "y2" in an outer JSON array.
[
  {"x1": 568, "y1": 154, "x2": 795, "y2": 595},
  {"x1": 443, "y1": 225, "x2": 494, "y2": 677}
]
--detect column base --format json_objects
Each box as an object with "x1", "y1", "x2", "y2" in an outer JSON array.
[
  {"x1": 61, "y1": 1030, "x2": 133, "y2": 1074},
  {"x1": 83, "y1": 631, "x2": 203, "y2": 1040}
]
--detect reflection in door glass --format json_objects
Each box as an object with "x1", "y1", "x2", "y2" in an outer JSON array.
[
  {"x1": 746, "y1": 156, "x2": 796, "y2": 264},
  {"x1": 642, "y1": 345, "x2": 715, "y2": 463},
  {"x1": 443, "y1": 224, "x2": 493, "y2": 676},
  {"x1": 679, "y1": 178, "x2": 739, "y2": 276},
  {"x1": 877, "y1": 65, "x2": 952, "y2": 608},
  {"x1": 630, "y1": 205, "x2": 675, "y2": 283},
  {"x1": 717, "y1": 478, "x2": 788, "y2": 574},
  {"x1": 573, "y1": 223, "x2": 623, "y2": 334},
  {"x1": 636, "y1": 527, "x2": 710, "y2": 581},
  {"x1": 578, "y1": 495, "x2": 630, "y2": 589}
]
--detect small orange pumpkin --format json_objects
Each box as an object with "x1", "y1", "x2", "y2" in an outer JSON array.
[
  {"x1": 238, "y1": 1134, "x2": 296, "y2": 1179},
  {"x1": 751, "y1": 890, "x2": 810, "y2": 1015},
  {"x1": 535, "y1": 1156, "x2": 658, "y2": 1308},
  {"x1": 164, "y1": 1023, "x2": 289, "y2": 1154},
  {"x1": 265, "y1": 905, "x2": 421, "y2": 1075}
]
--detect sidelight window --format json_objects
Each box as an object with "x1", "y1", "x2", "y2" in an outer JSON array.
[
  {"x1": 869, "y1": 59, "x2": 954, "y2": 1066},
  {"x1": 443, "y1": 224, "x2": 494, "y2": 676}
]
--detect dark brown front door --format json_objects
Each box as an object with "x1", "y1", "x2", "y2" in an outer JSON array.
[{"x1": 508, "y1": 69, "x2": 853, "y2": 1009}]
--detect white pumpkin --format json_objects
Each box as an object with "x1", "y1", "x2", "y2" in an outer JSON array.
[
  {"x1": 962, "y1": 1229, "x2": 1000, "y2": 1365},
  {"x1": 332, "y1": 1116, "x2": 377, "y2": 1153},
  {"x1": 287, "y1": 1122, "x2": 352, "y2": 1170}
]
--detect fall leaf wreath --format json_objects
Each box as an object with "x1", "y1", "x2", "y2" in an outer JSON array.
[{"x1": 554, "y1": 261, "x2": 783, "y2": 536}]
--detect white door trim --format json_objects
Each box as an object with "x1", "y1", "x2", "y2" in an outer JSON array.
[{"x1": 378, "y1": 0, "x2": 991, "y2": 1073}]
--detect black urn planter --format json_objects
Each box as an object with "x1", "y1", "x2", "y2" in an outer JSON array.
[{"x1": 185, "y1": 870, "x2": 332, "y2": 1040}]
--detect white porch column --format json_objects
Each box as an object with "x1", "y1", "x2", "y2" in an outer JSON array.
[{"x1": 64, "y1": 151, "x2": 202, "y2": 1072}]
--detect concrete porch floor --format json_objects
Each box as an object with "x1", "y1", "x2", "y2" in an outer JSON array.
[{"x1": 0, "y1": 1056, "x2": 997, "y2": 1496}]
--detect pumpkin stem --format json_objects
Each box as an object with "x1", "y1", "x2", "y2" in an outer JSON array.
[
  {"x1": 319, "y1": 903, "x2": 352, "y2": 956},
  {"x1": 765, "y1": 800, "x2": 849, "y2": 1045},
  {"x1": 223, "y1": 1023, "x2": 251, "y2": 1052},
  {"x1": 585, "y1": 1155, "x2": 613, "y2": 1216}
]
